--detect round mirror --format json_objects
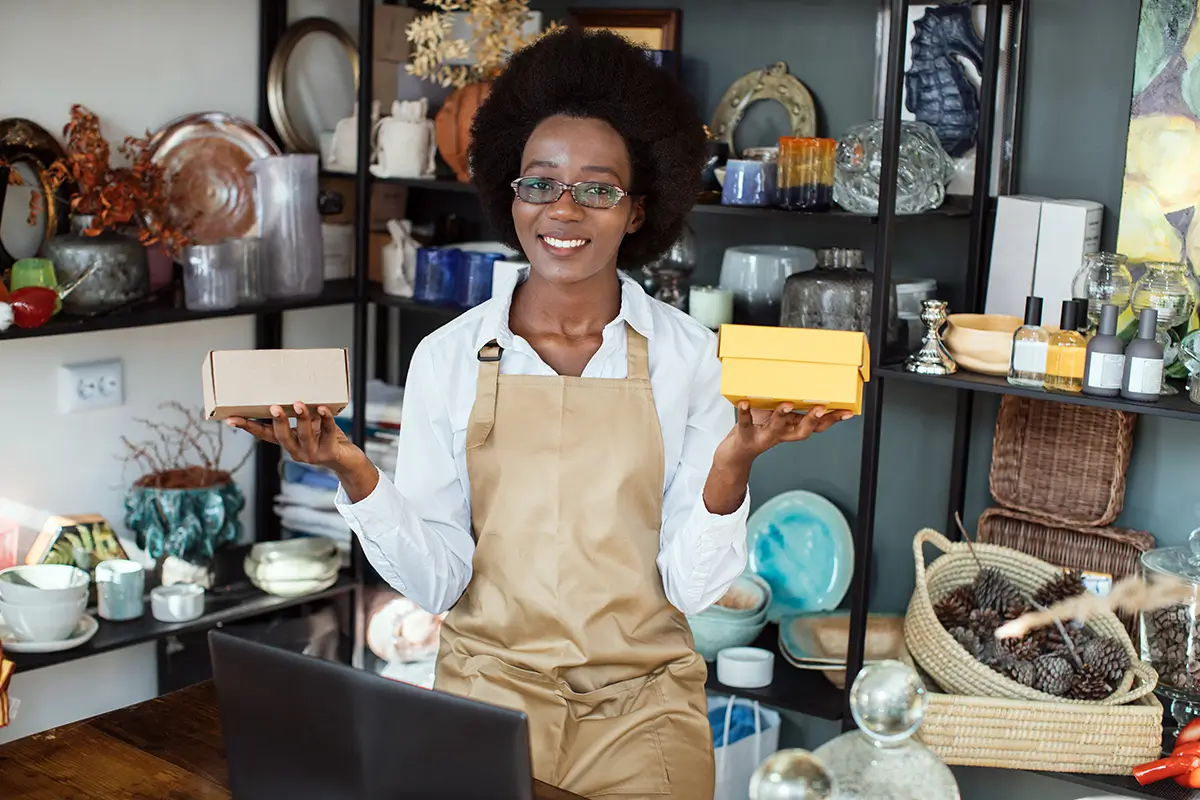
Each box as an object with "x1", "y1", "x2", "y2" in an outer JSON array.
[
  {"x1": 1, "y1": 161, "x2": 47, "y2": 260},
  {"x1": 268, "y1": 18, "x2": 359, "y2": 154}
]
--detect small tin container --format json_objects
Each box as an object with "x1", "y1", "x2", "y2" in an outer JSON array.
[{"x1": 150, "y1": 583, "x2": 206, "y2": 623}]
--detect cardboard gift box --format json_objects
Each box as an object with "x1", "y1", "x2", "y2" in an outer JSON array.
[
  {"x1": 202, "y1": 349, "x2": 350, "y2": 421},
  {"x1": 717, "y1": 325, "x2": 871, "y2": 415}
]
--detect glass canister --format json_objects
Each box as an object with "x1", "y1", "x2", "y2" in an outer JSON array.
[
  {"x1": 812, "y1": 660, "x2": 960, "y2": 799},
  {"x1": 459, "y1": 250, "x2": 503, "y2": 308},
  {"x1": 778, "y1": 137, "x2": 836, "y2": 212},
  {"x1": 780, "y1": 247, "x2": 900, "y2": 346},
  {"x1": 225, "y1": 237, "x2": 266, "y2": 305},
  {"x1": 182, "y1": 243, "x2": 239, "y2": 311},
  {"x1": 1071, "y1": 251, "x2": 1132, "y2": 332},
  {"x1": 1130, "y1": 260, "x2": 1196, "y2": 396},
  {"x1": 249, "y1": 154, "x2": 324, "y2": 300},
  {"x1": 1141, "y1": 531, "x2": 1200, "y2": 732},
  {"x1": 414, "y1": 247, "x2": 463, "y2": 305}
]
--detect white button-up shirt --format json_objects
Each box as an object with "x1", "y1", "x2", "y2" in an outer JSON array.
[{"x1": 335, "y1": 268, "x2": 750, "y2": 617}]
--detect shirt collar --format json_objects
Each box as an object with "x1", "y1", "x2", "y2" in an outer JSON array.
[{"x1": 474, "y1": 265, "x2": 656, "y2": 353}]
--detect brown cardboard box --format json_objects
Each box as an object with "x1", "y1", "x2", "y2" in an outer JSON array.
[
  {"x1": 374, "y1": 5, "x2": 418, "y2": 62},
  {"x1": 319, "y1": 174, "x2": 408, "y2": 228},
  {"x1": 367, "y1": 230, "x2": 390, "y2": 283},
  {"x1": 373, "y1": 58, "x2": 401, "y2": 107},
  {"x1": 202, "y1": 349, "x2": 350, "y2": 421}
]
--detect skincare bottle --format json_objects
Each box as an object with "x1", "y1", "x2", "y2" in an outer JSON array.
[
  {"x1": 1120, "y1": 308, "x2": 1164, "y2": 403},
  {"x1": 1081, "y1": 303, "x2": 1125, "y2": 398},
  {"x1": 1044, "y1": 300, "x2": 1086, "y2": 394},
  {"x1": 1007, "y1": 296, "x2": 1049, "y2": 389}
]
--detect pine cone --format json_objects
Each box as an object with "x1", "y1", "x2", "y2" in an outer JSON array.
[
  {"x1": 972, "y1": 568, "x2": 1028, "y2": 620},
  {"x1": 968, "y1": 607, "x2": 1003, "y2": 641},
  {"x1": 1032, "y1": 655, "x2": 1075, "y2": 696},
  {"x1": 1066, "y1": 665, "x2": 1112, "y2": 701},
  {"x1": 998, "y1": 633, "x2": 1042, "y2": 663},
  {"x1": 949, "y1": 626, "x2": 982, "y2": 659},
  {"x1": 1033, "y1": 569, "x2": 1087, "y2": 609},
  {"x1": 1045, "y1": 623, "x2": 1093, "y2": 658},
  {"x1": 1078, "y1": 636, "x2": 1130, "y2": 686},
  {"x1": 934, "y1": 585, "x2": 976, "y2": 630},
  {"x1": 978, "y1": 635, "x2": 1009, "y2": 669},
  {"x1": 1003, "y1": 659, "x2": 1036, "y2": 688}
]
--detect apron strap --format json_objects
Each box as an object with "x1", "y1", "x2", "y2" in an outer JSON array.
[
  {"x1": 467, "y1": 340, "x2": 502, "y2": 449},
  {"x1": 625, "y1": 324, "x2": 650, "y2": 382}
]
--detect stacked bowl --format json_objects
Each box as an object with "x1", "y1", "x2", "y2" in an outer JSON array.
[
  {"x1": 687, "y1": 573, "x2": 772, "y2": 661},
  {"x1": 244, "y1": 538, "x2": 340, "y2": 598},
  {"x1": 0, "y1": 565, "x2": 90, "y2": 643}
]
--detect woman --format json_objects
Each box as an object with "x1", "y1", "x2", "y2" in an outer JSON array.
[{"x1": 229, "y1": 28, "x2": 850, "y2": 799}]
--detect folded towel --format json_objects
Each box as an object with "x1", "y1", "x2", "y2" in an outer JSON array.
[{"x1": 277, "y1": 481, "x2": 338, "y2": 510}]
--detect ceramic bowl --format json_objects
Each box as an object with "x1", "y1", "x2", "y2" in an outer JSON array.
[
  {"x1": 0, "y1": 564, "x2": 90, "y2": 606},
  {"x1": 0, "y1": 595, "x2": 86, "y2": 642},
  {"x1": 942, "y1": 313, "x2": 1024, "y2": 376},
  {"x1": 703, "y1": 573, "x2": 772, "y2": 621},
  {"x1": 245, "y1": 538, "x2": 341, "y2": 598},
  {"x1": 687, "y1": 611, "x2": 768, "y2": 661}
]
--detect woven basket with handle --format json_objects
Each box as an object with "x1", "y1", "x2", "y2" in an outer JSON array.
[{"x1": 904, "y1": 528, "x2": 1158, "y2": 705}]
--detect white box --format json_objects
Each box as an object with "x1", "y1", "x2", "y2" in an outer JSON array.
[
  {"x1": 1033, "y1": 199, "x2": 1104, "y2": 323},
  {"x1": 985, "y1": 196, "x2": 1047, "y2": 318}
]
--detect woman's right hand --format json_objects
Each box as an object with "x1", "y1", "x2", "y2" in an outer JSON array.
[{"x1": 226, "y1": 402, "x2": 363, "y2": 474}]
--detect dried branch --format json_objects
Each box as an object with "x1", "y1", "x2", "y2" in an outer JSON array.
[
  {"x1": 118, "y1": 402, "x2": 253, "y2": 488},
  {"x1": 996, "y1": 573, "x2": 1195, "y2": 640}
]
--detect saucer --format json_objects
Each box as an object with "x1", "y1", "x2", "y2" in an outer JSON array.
[{"x1": 0, "y1": 614, "x2": 100, "y2": 653}]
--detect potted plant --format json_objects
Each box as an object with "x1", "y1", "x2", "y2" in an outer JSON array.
[
  {"x1": 406, "y1": 0, "x2": 559, "y2": 181},
  {"x1": 121, "y1": 402, "x2": 252, "y2": 587}
]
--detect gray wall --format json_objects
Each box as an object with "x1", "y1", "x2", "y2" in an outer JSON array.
[{"x1": 535, "y1": 1, "x2": 1191, "y2": 797}]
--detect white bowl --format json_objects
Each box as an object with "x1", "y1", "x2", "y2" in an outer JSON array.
[
  {"x1": 0, "y1": 564, "x2": 90, "y2": 605},
  {"x1": 1, "y1": 595, "x2": 86, "y2": 642}
]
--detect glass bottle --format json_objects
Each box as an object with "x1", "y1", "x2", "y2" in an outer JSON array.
[
  {"x1": 1007, "y1": 295, "x2": 1049, "y2": 388},
  {"x1": 779, "y1": 248, "x2": 899, "y2": 346},
  {"x1": 812, "y1": 660, "x2": 960, "y2": 800},
  {"x1": 1121, "y1": 308, "x2": 1165, "y2": 403},
  {"x1": 750, "y1": 750, "x2": 835, "y2": 800},
  {"x1": 1044, "y1": 300, "x2": 1087, "y2": 394},
  {"x1": 1130, "y1": 260, "x2": 1195, "y2": 396},
  {"x1": 1070, "y1": 251, "x2": 1132, "y2": 333}
]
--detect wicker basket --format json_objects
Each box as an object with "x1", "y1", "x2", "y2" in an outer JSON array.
[
  {"x1": 905, "y1": 528, "x2": 1158, "y2": 705},
  {"x1": 990, "y1": 396, "x2": 1136, "y2": 527}
]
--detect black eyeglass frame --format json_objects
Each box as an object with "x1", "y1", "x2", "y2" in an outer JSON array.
[{"x1": 509, "y1": 176, "x2": 634, "y2": 209}]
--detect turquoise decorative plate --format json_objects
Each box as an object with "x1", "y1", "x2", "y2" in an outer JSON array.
[{"x1": 746, "y1": 490, "x2": 854, "y2": 622}]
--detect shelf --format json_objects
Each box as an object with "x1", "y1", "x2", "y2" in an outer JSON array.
[
  {"x1": 703, "y1": 624, "x2": 844, "y2": 721},
  {"x1": 1042, "y1": 769, "x2": 1198, "y2": 799},
  {"x1": 0, "y1": 280, "x2": 359, "y2": 341},
  {"x1": 370, "y1": 173, "x2": 974, "y2": 221},
  {"x1": 368, "y1": 286, "x2": 466, "y2": 319},
  {"x1": 879, "y1": 364, "x2": 1200, "y2": 423},
  {"x1": 6, "y1": 574, "x2": 356, "y2": 673}
]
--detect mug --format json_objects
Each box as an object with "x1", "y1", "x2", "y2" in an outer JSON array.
[
  {"x1": 95, "y1": 559, "x2": 145, "y2": 621},
  {"x1": 370, "y1": 117, "x2": 437, "y2": 179},
  {"x1": 721, "y1": 159, "x2": 778, "y2": 207}
]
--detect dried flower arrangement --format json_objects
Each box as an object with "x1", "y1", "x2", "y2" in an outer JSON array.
[
  {"x1": 2, "y1": 106, "x2": 189, "y2": 252},
  {"x1": 406, "y1": 0, "x2": 563, "y2": 88},
  {"x1": 120, "y1": 401, "x2": 252, "y2": 490}
]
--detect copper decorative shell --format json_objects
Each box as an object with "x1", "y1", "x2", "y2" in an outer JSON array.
[{"x1": 267, "y1": 17, "x2": 360, "y2": 154}]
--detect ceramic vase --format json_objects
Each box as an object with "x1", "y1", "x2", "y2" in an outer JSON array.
[
  {"x1": 435, "y1": 82, "x2": 492, "y2": 182},
  {"x1": 124, "y1": 475, "x2": 245, "y2": 577}
]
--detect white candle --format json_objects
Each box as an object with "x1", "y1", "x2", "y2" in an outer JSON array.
[{"x1": 690, "y1": 286, "x2": 734, "y2": 330}]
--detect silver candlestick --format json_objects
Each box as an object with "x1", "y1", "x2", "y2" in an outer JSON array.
[{"x1": 905, "y1": 299, "x2": 957, "y2": 375}]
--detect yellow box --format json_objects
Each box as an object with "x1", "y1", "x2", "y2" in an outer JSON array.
[{"x1": 717, "y1": 325, "x2": 871, "y2": 415}]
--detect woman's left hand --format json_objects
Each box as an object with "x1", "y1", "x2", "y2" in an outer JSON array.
[{"x1": 720, "y1": 402, "x2": 852, "y2": 462}]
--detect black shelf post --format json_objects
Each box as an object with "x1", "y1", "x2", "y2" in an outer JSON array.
[{"x1": 841, "y1": 0, "x2": 910, "y2": 727}]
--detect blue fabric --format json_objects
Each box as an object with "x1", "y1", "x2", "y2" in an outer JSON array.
[
  {"x1": 282, "y1": 460, "x2": 340, "y2": 490},
  {"x1": 709, "y1": 703, "x2": 761, "y2": 748}
]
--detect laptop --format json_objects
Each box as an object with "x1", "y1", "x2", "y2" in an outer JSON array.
[{"x1": 208, "y1": 630, "x2": 535, "y2": 800}]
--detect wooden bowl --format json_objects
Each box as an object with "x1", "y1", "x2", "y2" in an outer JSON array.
[{"x1": 943, "y1": 314, "x2": 1023, "y2": 376}]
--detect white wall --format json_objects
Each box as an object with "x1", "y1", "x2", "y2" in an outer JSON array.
[{"x1": 0, "y1": 0, "x2": 355, "y2": 743}]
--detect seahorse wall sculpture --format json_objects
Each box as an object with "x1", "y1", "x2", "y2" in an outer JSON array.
[{"x1": 904, "y1": 4, "x2": 986, "y2": 159}]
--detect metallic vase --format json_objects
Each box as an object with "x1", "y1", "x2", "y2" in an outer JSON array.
[
  {"x1": 42, "y1": 214, "x2": 150, "y2": 315},
  {"x1": 905, "y1": 299, "x2": 957, "y2": 375}
]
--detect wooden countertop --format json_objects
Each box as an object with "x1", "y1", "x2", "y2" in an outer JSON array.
[{"x1": 0, "y1": 681, "x2": 583, "y2": 799}]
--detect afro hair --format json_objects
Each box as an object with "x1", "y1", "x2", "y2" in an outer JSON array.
[{"x1": 468, "y1": 27, "x2": 707, "y2": 269}]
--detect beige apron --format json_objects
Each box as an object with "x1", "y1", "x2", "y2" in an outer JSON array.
[{"x1": 434, "y1": 324, "x2": 714, "y2": 799}]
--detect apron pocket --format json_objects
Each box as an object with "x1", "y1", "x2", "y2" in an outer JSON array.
[
  {"x1": 461, "y1": 653, "x2": 557, "y2": 714},
  {"x1": 558, "y1": 674, "x2": 671, "y2": 797}
]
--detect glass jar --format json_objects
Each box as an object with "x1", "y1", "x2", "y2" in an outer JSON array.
[
  {"x1": 812, "y1": 660, "x2": 960, "y2": 799},
  {"x1": 1141, "y1": 531, "x2": 1200, "y2": 732},
  {"x1": 778, "y1": 137, "x2": 836, "y2": 212},
  {"x1": 779, "y1": 247, "x2": 899, "y2": 346},
  {"x1": 1130, "y1": 260, "x2": 1196, "y2": 396},
  {"x1": 1182, "y1": 331, "x2": 1200, "y2": 406},
  {"x1": 1071, "y1": 252, "x2": 1132, "y2": 333},
  {"x1": 833, "y1": 120, "x2": 955, "y2": 215},
  {"x1": 642, "y1": 224, "x2": 697, "y2": 310}
]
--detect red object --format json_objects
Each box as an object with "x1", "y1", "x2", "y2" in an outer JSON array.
[
  {"x1": 1173, "y1": 741, "x2": 1200, "y2": 757},
  {"x1": 1179, "y1": 718, "x2": 1200, "y2": 746},
  {"x1": 1177, "y1": 767, "x2": 1200, "y2": 788},
  {"x1": 1133, "y1": 755, "x2": 1200, "y2": 785},
  {"x1": 8, "y1": 286, "x2": 58, "y2": 328},
  {"x1": 0, "y1": 281, "x2": 7, "y2": 302}
]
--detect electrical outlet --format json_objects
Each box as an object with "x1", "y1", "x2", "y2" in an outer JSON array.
[{"x1": 59, "y1": 359, "x2": 124, "y2": 413}]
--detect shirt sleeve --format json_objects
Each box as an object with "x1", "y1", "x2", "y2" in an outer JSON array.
[
  {"x1": 656, "y1": 335, "x2": 750, "y2": 617},
  {"x1": 334, "y1": 342, "x2": 475, "y2": 615}
]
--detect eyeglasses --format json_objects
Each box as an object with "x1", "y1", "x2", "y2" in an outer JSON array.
[{"x1": 510, "y1": 176, "x2": 631, "y2": 209}]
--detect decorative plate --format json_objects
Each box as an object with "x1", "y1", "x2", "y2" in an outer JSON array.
[
  {"x1": 778, "y1": 611, "x2": 905, "y2": 666},
  {"x1": 0, "y1": 613, "x2": 99, "y2": 653},
  {"x1": 709, "y1": 62, "x2": 817, "y2": 157},
  {"x1": 746, "y1": 490, "x2": 854, "y2": 622},
  {"x1": 146, "y1": 112, "x2": 281, "y2": 255},
  {"x1": 0, "y1": 117, "x2": 75, "y2": 262}
]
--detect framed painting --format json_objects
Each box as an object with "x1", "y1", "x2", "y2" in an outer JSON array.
[
  {"x1": 1116, "y1": 0, "x2": 1200, "y2": 354},
  {"x1": 873, "y1": 1, "x2": 1025, "y2": 197},
  {"x1": 567, "y1": 8, "x2": 681, "y2": 75}
]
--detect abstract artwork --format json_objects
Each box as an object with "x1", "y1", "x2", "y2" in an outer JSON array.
[{"x1": 1117, "y1": 0, "x2": 1200, "y2": 353}]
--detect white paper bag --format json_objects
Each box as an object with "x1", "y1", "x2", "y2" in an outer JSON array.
[{"x1": 710, "y1": 695, "x2": 781, "y2": 800}]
